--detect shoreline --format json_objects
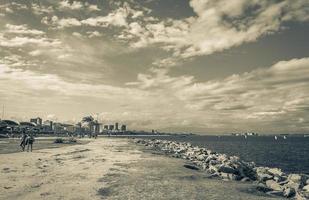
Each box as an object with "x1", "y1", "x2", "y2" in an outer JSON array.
[{"x1": 134, "y1": 138, "x2": 309, "y2": 199}]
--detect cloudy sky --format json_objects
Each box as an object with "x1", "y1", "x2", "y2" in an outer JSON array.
[{"x1": 0, "y1": 0, "x2": 309, "y2": 134}]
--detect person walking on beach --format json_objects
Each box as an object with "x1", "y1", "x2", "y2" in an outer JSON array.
[
  {"x1": 20, "y1": 130, "x2": 27, "y2": 151},
  {"x1": 26, "y1": 133, "x2": 35, "y2": 152}
]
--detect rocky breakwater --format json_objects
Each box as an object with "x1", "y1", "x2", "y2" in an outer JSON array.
[{"x1": 135, "y1": 139, "x2": 309, "y2": 199}]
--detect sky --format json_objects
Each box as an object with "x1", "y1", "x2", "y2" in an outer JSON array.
[{"x1": 0, "y1": 0, "x2": 309, "y2": 134}]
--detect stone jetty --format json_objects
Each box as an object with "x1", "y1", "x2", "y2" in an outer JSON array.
[{"x1": 135, "y1": 139, "x2": 309, "y2": 199}]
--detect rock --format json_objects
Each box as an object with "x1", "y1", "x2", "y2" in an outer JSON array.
[
  {"x1": 296, "y1": 191, "x2": 309, "y2": 200},
  {"x1": 220, "y1": 172, "x2": 229, "y2": 179},
  {"x1": 209, "y1": 159, "x2": 220, "y2": 166},
  {"x1": 303, "y1": 184, "x2": 309, "y2": 191},
  {"x1": 183, "y1": 164, "x2": 199, "y2": 170},
  {"x1": 241, "y1": 177, "x2": 250, "y2": 182},
  {"x1": 283, "y1": 187, "x2": 296, "y2": 198},
  {"x1": 289, "y1": 174, "x2": 303, "y2": 182},
  {"x1": 266, "y1": 180, "x2": 283, "y2": 191},
  {"x1": 274, "y1": 175, "x2": 286, "y2": 183},
  {"x1": 266, "y1": 190, "x2": 284, "y2": 197},
  {"x1": 208, "y1": 165, "x2": 219, "y2": 174},
  {"x1": 218, "y1": 165, "x2": 236, "y2": 174},
  {"x1": 268, "y1": 168, "x2": 285, "y2": 177},
  {"x1": 257, "y1": 173, "x2": 273, "y2": 182},
  {"x1": 196, "y1": 154, "x2": 206, "y2": 161},
  {"x1": 285, "y1": 181, "x2": 302, "y2": 190},
  {"x1": 205, "y1": 155, "x2": 217, "y2": 163},
  {"x1": 289, "y1": 174, "x2": 305, "y2": 183},
  {"x1": 278, "y1": 180, "x2": 289, "y2": 185},
  {"x1": 217, "y1": 154, "x2": 228, "y2": 162},
  {"x1": 228, "y1": 174, "x2": 240, "y2": 181}
]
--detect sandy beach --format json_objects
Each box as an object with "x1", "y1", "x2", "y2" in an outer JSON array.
[{"x1": 0, "y1": 138, "x2": 284, "y2": 200}]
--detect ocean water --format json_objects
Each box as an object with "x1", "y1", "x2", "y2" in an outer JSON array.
[{"x1": 135, "y1": 135, "x2": 309, "y2": 174}]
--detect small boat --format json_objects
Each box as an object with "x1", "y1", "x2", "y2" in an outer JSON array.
[
  {"x1": 283, "y1": 136, "x2": 287, "y2": 139},
  {"x1": 275, "y1": 136, "x2": 278, "y2": 140}
]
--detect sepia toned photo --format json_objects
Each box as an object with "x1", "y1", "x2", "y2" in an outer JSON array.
[{"x1": 0, "y1": 0, "x2": 309, "y2": 199}]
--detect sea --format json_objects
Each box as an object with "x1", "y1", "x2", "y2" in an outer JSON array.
[{"x1": 135, "y1": 135, "x2": 309, "y2": 175}]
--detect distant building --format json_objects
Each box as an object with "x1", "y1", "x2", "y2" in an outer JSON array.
[
  {"x1": 109, "y1": 125, "x2": 114, "y2": 130},
  {"x1": 63, "y1": 124, "x2": 75, "y2": 133},
  {"x1": 20, "y1": 122, "x2": 36, "y2": 131},
  {"x1": 43, "y1": 120, "x2": 53, "y2": 129},
  {"x1": 30, "y1": 117, "x2": 42, "y2": 126},
  {"x1": 115, "y1": 122, "x2": 119, "y2": 131},
  {"x1": 53, "y1": 123, "x2": 65, "y2": 134},
  {"x1": 103, "y1": 125, "x2": 109, "y2": 130},
  {"x1": 121, "y1": 125, "x2": 126, "y2": 131}
]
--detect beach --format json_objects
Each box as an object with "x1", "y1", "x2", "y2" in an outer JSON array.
[{"x1": 0, "y1": 138, "x2": 285, "y2": 200}]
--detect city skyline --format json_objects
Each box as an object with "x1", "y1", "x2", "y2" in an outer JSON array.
[{"x1": 1, "y1": 0, "x2": 309, "y2": 134}]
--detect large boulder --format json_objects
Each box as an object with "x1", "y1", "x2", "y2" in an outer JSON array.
[
  {"x1": 205, "y1": 155, "x2": 217, "y2": 163},
  {"x1": 268, "y1": 168, "x2": 285, "y2": 177},
  {"x1": 283, "y1": 187, "x2": 296, "y2": 198},
  {"x1": 257, "y1": 173, "x2": 273, "y2": 182},
  {"x1": 266, "y1": 180, "x2": 283, "y2": 191},
  {"x1": 209, "y1": 159, "x2": 221, "y2": 166},
  {"x1": 266, "y1": 190, "x2": 284, "y2": 197},
  {"x1": 208, "y1": 165, "x2": 219, "y2": 174},
  {"x1": 303, "y1": 184, "x2": 309, "y2": 192},
  {"x1": 196, "y1": 154, "x2": 206, "y2": 161},
  {"x1": 288, "y1": 174, "x2": 307, "y2": 185},
  {"x1": 218, "y1": 164, "x2": 236, "y2": 174}
]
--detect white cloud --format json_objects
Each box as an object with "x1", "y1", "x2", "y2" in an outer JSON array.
[
  {"x1": 42, "y1": 16, "x2": 82, "y2": 28},
  {"x1": 72, "y1": 32, "x2": 83, "y2": 38},
  {"x1": 29, "y1": 50, "x2": 43, "y2": 56},
  {"x1": 87, "y1": 4, "x2": 100, "y2": 11},
  {"x1": 0, "y1": 34, "x2": 61, "y2": 48},
  {"x1": 31, "y1": 3, "x2": 54, "y2": 15},
  {"x1": 5, "y1": 24, "x2": 45, "y2": 35},
  {"x1": 87, "y1": 31, "x2": 102, "y2": 38},
  {"x1": 81, "y1": 7, "x2": 129, "y2": 27},
  {"x1": 59, "y1": 0, "x2": 83, "y2": 10}
]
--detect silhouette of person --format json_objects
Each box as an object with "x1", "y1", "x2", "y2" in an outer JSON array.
[{"x1": 20, "y1": 130, "x2": 27, "y2": 151}]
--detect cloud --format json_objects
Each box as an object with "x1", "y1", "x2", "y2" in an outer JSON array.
[
  {"x1": 125, "y1": 57, "x2": 309, "y2": 132},
  {"x1": 41, "y1": 16, "x2": 82, "y2": 28},
  {"x1": 42, "y1": 5, "x2": 133, "y2": 29},
  {"x1": 5, "y1": 24, "x2": 45, "y2": 35},
  {"x1": 114, "y1": 0, "x2": 309, "y2": 67},
  {"x1": 87, "y1": 31, "x2": 102, "y2": 38},
  {"x1": 58, "y1": 0, "x2": 101, "y2": 11},
  {"x1": 59, "y1": 0, "x2": 83, "y2": 10},
  {"x1": 0, "y1": 34, "x2": 61, "y2": 48},
  {"x1": 31, "y1": 3, "x2": 54, "y2": 15},
  {"x1": 87, "y1": 4, "x2": 100, "y2": 11},
  {"x1": 81, "y1": 7, "x2": 130, "y2": 27}
]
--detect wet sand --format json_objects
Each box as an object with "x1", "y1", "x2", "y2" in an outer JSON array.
[{"x1": 0, "y1": 138, "x2": 283, "y2": 200}]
